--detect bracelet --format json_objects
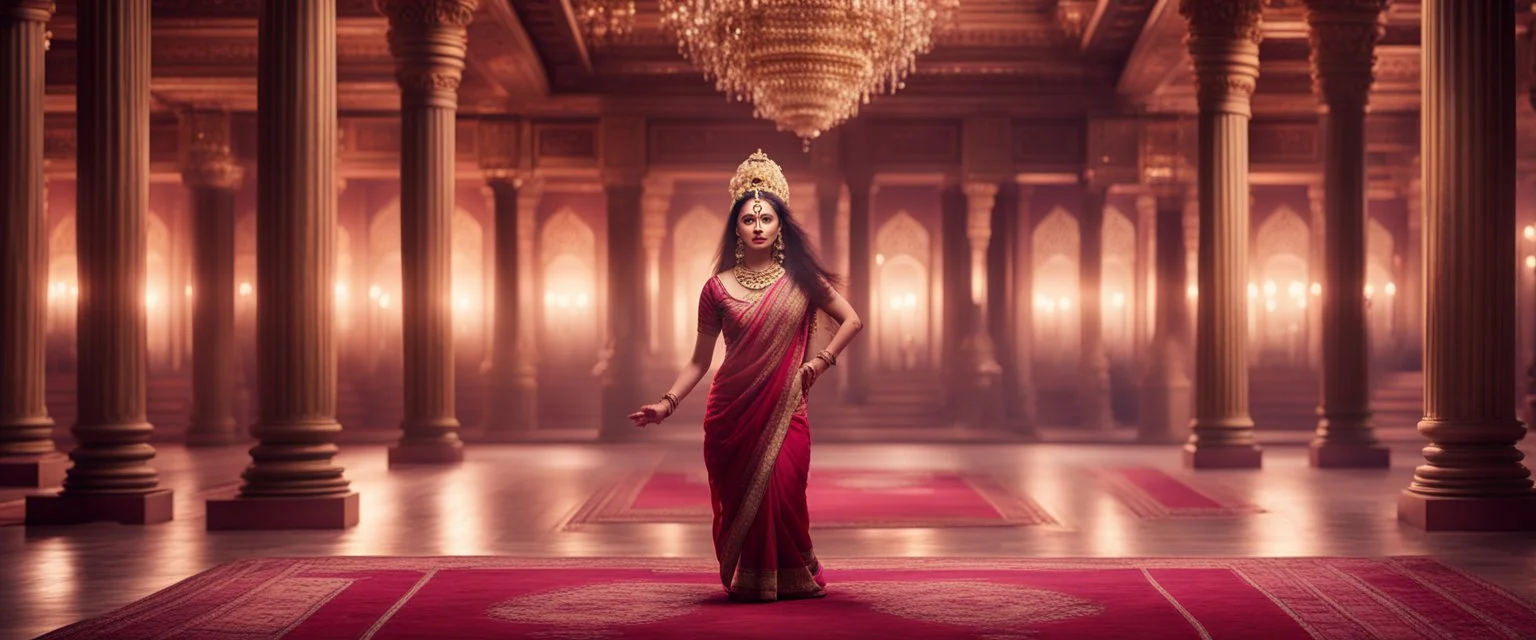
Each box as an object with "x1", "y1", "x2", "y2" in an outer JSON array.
[
  {"x1": 815, "y1": 350, "x2": 838, "y2": 367},
  {"x1": 661, "y1": 392, "x2": 680, "y2": 414}
]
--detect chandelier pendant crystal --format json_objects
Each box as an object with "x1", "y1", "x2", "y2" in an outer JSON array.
[
  {"x1": 659, "y1": 0, "x2": 958, "y2": 144},
  {"x1": 576, "y1": 0, "x2": 636, "y2": 46}
]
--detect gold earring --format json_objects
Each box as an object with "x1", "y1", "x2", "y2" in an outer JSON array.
[
  {"x1": 774, "y1": 236, "x2": 785, "y2": 264},
  {"x1": 735, "y1": 237, "x2": 745, "y2": 262}
]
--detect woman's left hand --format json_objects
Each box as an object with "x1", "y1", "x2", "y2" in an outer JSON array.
[{"x1": 799, "y1": 358, "x2": 828, "y2": 395}]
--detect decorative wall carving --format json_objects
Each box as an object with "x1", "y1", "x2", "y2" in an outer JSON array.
[
  {"x1": 1254, "y1": 206, "x2": 1310, "y2": 261},
  {"x1": 867, "y1": 121, "x2": 961, "y2": 165},
  {"x1": 1251, "y1": 122, "x2": 1319, "y2": 164},
  {"x1": 536, "y1": 125, "x2": 598, "y2": 165},
  {"x1": 541, "y1": 207, "x2": 596, "y2": 268},
  {"x1": 876, "y1": 211, "x2": 931, "y2": 266},
  {"x1": 1013, "y1": 119, "x2": 1085, "y2": 166}
]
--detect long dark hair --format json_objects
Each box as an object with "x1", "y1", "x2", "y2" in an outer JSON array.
[{"x1": 712, "y1": 192, "x2": 842, "y2": 307}]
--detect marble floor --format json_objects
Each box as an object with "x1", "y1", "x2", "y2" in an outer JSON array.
[{"x1": 5, "y1": 434, "x2": 1536, "y2": 639}]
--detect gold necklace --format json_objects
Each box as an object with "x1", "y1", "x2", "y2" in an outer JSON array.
[{"x1": 733, "y1": 262, "x2": 784, "y2": 301}]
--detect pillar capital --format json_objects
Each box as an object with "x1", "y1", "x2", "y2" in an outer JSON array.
[
  {"x1": 375, "y1": 0, "x2": 477, "y2": 107},
  {"x1": 178, "y1": 110, "x2": 243, "y2": 190},
  {"x1": 963, "y1": 181, "x2": 997, "y2": 245},
  {"x1": 1179, "y1": 0, "x2": 1263, "y2": 115},
  {"x1": 478, "y1": 118, "x2": 527, "y2": 187},
  {"x1": 0, "y1": 0, "x2": 53, "y2": 23},
  {"x1": 1303, "y1": 0, "x2": 1386, "y2": 108}
]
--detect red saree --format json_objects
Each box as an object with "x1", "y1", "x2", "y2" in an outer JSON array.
[{"x1": 697, "y1": 274, "x2": 826, "y2": 602}]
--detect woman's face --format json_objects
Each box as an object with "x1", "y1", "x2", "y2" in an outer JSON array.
[{"x1": 736, "y1": 198, "x2": 781, "y2": 251}]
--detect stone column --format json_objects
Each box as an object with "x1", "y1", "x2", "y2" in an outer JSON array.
[
  {"x1": 27, "y1": 0, "x2": 172, "y2": 524},
  {"x1": 1139, "y1": 185, "x2": 1193, "y2": 443},
  {"x1": 0, "y1": 0, "x2": 66, "y2": 488},
  {"x1": 1078, "y1": 181, "x2": 1113, "y2": 430},
  {"x1": 481, "y1": 172, "x2": 538, "y2": 438},
  {"x1": 600, "y1": 177, "x2": 647, "y2": 439},
  {"x1": 1400, "y1": 163, "x2": 1422, "y2": 367},
  {"x1": 814, "y1": 178, "x2": 843, "y2": 402},
  {"x1": 641, "y1": 175, "x2": 672, "y2": 369},
  {"x1": 1306, "y1": 183, "x2": 1325, "y2": 370},
  {"x1": 180, "y1": 110, "x2": 244, "y2": 447},
  {"x1": 1009, "y1": 185, "x2": 1038, "y2": 431},
  {"x1": 205, "y1": 0, "x2": 357, "y2": 530},
  {"x1": 1399, "y1": 0, "x2": 1536, "y2": 531},
  {"x1": 1304, "y1": 0, "x2": 1389, "y2": 468},
  {"x1": 1179, "y1": 0, "x2": 1263, "y2": 468},
  {"x1": 378, "y1": 0, "x2": 477, "y2": 465},
  {"x1": 844, "y1": 174, "x2": 873, "y2": 404},
  {"x1": 960, "y1": 182, "x2": 1004, "y2": 424},
  {"x1": 1133, "y1": 192, "x2": 1155, "y2": 365}
]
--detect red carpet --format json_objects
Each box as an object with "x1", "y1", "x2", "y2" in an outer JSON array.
[
  {"x1": 1092, "y1": 467, "x2": 1263, "y2": 518},
  {"x1": 43, "y1": 557, "x2": 1536, "y2": 639},
  {"x1": 566, "y1": 469, "x2": 1056, "y2": 529}
]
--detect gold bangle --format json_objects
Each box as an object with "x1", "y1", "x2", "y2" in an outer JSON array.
[{"x1": 815, "y1": 350, "x2": 837, "y2": 367}]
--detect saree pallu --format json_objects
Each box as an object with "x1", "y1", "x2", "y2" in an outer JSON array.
[{"x1": 697, "y1": 275, "x2": 826, "y2": 602}]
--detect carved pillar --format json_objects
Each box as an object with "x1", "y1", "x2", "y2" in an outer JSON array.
[
  {"x1": 600, "y1": 178, "x2": 646, "y2": 438},
  {"x1": 641, "y1": 175, "x2": 672, "y2": 369},
  {"x1": 1178, "y1": 0, "x2": 1263, "y2": 468},
  {"x1": 1399, "y1": 0, "x2": 1536, "y2": 530},
  {"x1": 1306, "y1": 183, "x2": 1325, "y2": 370},
  {"x1": 1401, "y1": 162, "x2": 1422, "y2": 367},
  {"x1": 1139, "y1": 185, "x2": 1193, "y2": 443},
  {"x1": 180, "y1": 110, "x2": 244, "y2": 447},
  {"x1": 1133, "y1": 192, "x2": 1155, "y2": 366},
  {"x1": 1009, "y1": 184, "x2": 1038, "y2": 431},
  {"x1": 377, "y1": 0, "x2": 477, "y2": 464},
  {"x1": 815, "y1": 178, "x2": 843, "y2": 403},
  {"x1": 518, "y1": 179, "x2": 541, "y2": 380},
  {"x1": 483, "y1": 175, "x2": 538, "y2": 437},
  {"x1": 1304, "y1": 0, "x2": 1389, "y2": 468},
  {"x1": 0, "y1": 0, "x2": 66, "y2": 488},
  {"x1": 844, "y1": 173, "x2": 873, "y2": 404},
  {"x1": 962, "y1": 182, "x2": 1004, "y2": 424},
  {"x1": 205, "y1": 0, "x2": 357, "y2": 530},
  {"x1": 1078, "y1": 181, "x2": 1113, "y2": 430},
  {"x1": 27, "y1": 0, "x2": 172, "y2": 524}
]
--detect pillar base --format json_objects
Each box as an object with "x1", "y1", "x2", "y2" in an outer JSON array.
[
  {"x1": 1183, "y1": 443, "x2": 1262, "y2": 469},
  {"x1": 185, "y1": 428, "x2": 245, "y2": 447},
  {"x1": 388, "y1": 441, "x2": 464, "y2": 465},
  {"x1": 1397, "y1": 490, "x2": 1536, "y2": 531},
  {"x1": 26, "y1": 489, "x2": 175, "y2": 525},
  {"x1": 207, "y1": 491, "x2": 359, "y2": 530},
  {"x1": 0, "y1": 453, "x2": 69, "y2": 488},
  {"x1": 1309, "y1": 442, "x2": 1391, "y2": 468}
]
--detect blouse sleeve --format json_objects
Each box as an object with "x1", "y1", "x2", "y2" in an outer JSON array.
[{"x1": 697, "y1": 278, "x2": 723, "y2": 336}]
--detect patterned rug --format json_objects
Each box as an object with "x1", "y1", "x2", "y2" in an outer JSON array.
[
  {"x1": 43, "y1": 557, "x2": 1536, "y2": 639},
  {"x1": 1091, "y1": 467, "x2": 1264, "y2": 518},
  {"x1": 564, "y1": 469, "x2": 1057, "y2": 529}
]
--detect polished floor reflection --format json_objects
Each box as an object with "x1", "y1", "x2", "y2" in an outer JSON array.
[{"x1": 5, "y1": 438, "x2": 1536, "y2": 639}]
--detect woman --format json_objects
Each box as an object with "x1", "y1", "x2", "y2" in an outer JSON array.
[{"x1": 628, "y1": 150, "x2": 863, "y2": 603}]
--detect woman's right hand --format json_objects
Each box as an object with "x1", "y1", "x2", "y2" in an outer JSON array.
[{"x1": 628, "y1": 402, "x2": 671, "y2": 427}]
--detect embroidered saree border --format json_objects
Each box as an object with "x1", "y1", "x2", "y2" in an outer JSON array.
[{"x1": 715, "y1": 281, "x2": 811, "y2": 589}]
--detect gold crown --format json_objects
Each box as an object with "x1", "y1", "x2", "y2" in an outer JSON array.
[{"x1": 728, "y1": 149, "x2": 790, "y2": 206}]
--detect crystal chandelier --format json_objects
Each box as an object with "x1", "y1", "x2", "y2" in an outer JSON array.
[
  {"x1": 659, "y1": 0, "x2": 958, "y2": 143},
  {"x1": 576, "y1": 0, "x2": 636, "y2": 46}
]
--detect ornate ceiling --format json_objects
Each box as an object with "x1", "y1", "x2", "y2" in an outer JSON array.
[{"x1": 32, "y1": 0, "x2": 1529, "y2": 121}]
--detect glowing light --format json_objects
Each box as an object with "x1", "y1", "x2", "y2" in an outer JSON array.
[
  {"x1": 48, "y1": 281, "x2": 64, "y2": 299},
  {"x1": 1296, "y1": 297, "x2": 1307, "y2": 309},
  {"x1": 456, "y1": 295, "x2": 469, "y2": 311},
  {"x1": 875, "y1": 253, "x2": 886, "y2": 266},
  {"x1": 69, "y1": 285, "x2": 77, "y2": 297},
  {"x1": 1287, "y1": 281, "x2": 1304, "y2": 298},
  {"x1": 1310, "y1": 282, "x2": 1322, "y2": 296},
  {"x1": 1364, "y1": 283, "x2": 1375, "y2": 299},
  {"x1": 144, "y1": 288, "x2": 160, "y2": 309},
  {"x1": 184, "y1": 284, "x2": 193, "y2": 298},
  {"x1": 1036, "y1": 295, "x2": 1054, "y2": 312},
  {"x1": 1384, "y1": 281, "x2": 1397, "y2": 296},
  {"x1": 575, "y1": 292, "x2": 590, "y2": 308},
  {"x1": 239, "y1": 281, "x2": 253, "y2": 297},
  {"x1": 1262, "y1": 280, "x2": 1276, "y2": 297},
  {"x1": 1110, "y1": 292, "x2": 1125, "y2": 307},
  {"x1": 335, "y1": 281, "x2": 349, "y2": 298},
  {"x1": 1527, "y1": 255, "x2": 1536, "y2": 270},
  {"x1": 1057, "y1": 297, "x2": 1071, "y2": 310},
  {"x1": 1186, "y1": 284, "x2": 1197, "y2": 299},
  {"x1": 1525, "y1": 225, "x2": 1534, "y2": 240},
  {"x1": 1247, "y1": 283, "x2": 1258, "y2": 299},
  {"x1": 1264, "y1": 299, "x2": 1276, "y2": 311},
  {"x1": 368, "y1": 284, "x2": 381, "y2": 300},
  {"x1": 378, "y1": 294, "x2": 391, "y2": 309}
]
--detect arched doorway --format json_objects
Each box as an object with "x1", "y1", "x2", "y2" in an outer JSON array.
[
  {"x1": 145, "y1": 212, "x2": 171, "y2": 371},
  {"x1": 1251, "y1": 206, "x2": 1311, "y2": 367},
  {"x1": 672, "y1": 206, "x2": 724, "y2": 367},
  {"x1": 540, "y1": 208, "x2": 598, "y2": 375},
  {"x1": 451, "y1": 210, "x2": 486, "y2": 365},
  {"x1": 1366, "y1": 218, "x2": 1397, "y2": 359},
  {"x1": 1031, "y1": 208, "x2": 1080, "y2": 372},
  {"x1": 874, "y1": 211, "x2": 932, "y2": 372},
  {"x1": 1102, "y1": 206, "x2": 1136, "y2": 361}
]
